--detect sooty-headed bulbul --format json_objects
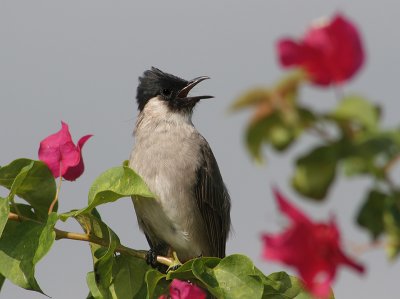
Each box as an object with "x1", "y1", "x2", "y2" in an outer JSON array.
[{"x1": 129, "y1": 67, "x2": 231, "y2": 265}]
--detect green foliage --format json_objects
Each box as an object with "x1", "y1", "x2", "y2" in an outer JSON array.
[
  {"x1": 234, "y1": 67, "x2": 400, "y2": 268},
  {"x1": 146, "y1": 269, "x2": 170, "y2": 299},
  {"x1": 292, "y1": 144, "x2": 339, "y2": 200},
  {"x1": 329, "y1": 95, "x2": 380, "y2": 132},
  {"x1": 192, "y1": 255, "x2": 264, "y2": 298},
  {"x1": 0, "y1": 275, "x2": 5, "y2": 292},
  {"x1": 0, "y1": 159, "x2": 56, "y2": 218},
  {"x1": 0, "y1": 157, "x2": 326, "y2": 298},
  {"x1": 246, "y1": 109, "x2": 315, "y2": 162},
  {"x1": 58, "y1": 168, "x2": 155, "y2": 299},
  {"x1": 86, "y1": 255, "x2": 152, "y2": 299},
  {"x1": 0, "y1": 212, "x2": 57, "y2": 294},
  {"x1": 72, "y1": 208, "x2": 316, "y2": 298},
  {"x1": 87, "y1": 271, "x2": 104, "y2": 299},
  {"x1": 150, "y1": 254, "x2": 317, "y2": 299},
  {"x1": 357, "y1": 189, "x2": 387, "y2": 239},
  {"x1": 342, "y1": 131, "x2": 400, "y2": 178},
  {"x1": 60, "y1": 166, "x2": 154, "y2": 219},
  {"x1": 75, "y1": 210, "x2": 122, "y2": 298},
  {"x1": 0, "y1": 197, "x2": 9, "y2": 236},
  {"x1": 0, "y1": 158, "x2": 58, "y2": 294},
  {"x1": 110, "y1": 255, "x2": 150, "y2": 298},
  {"x1": 232, "y1": 73, "x2": 314, "y2": 162},
  {"x1": 383, "y1": 197, "x2": 400, "y2": 259},
  {"x1": 265, "y1": 272, "x2": 325, "y2": 299},
  {"x1": 231, "y1": 88, "x2": 271, "y2": 111}
]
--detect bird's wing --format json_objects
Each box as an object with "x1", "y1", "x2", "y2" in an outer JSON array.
[{"x1": 194, "y1": 141, "x2": 231, "y2": 258}]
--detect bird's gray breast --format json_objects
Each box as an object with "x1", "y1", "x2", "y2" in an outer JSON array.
[{"x1": 129, "y1": 105, "x2": 206, "y2": 258}]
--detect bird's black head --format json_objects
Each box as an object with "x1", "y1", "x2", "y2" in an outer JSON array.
[{"x1": 136, "y1": 67, "x2": 213, "y2": 112}]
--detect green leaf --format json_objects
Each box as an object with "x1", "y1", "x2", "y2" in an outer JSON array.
[
  {"x1": 74, "y1": 211, "x2": 152, "y2": 299},
  {"x1": 292, "y1": 145, "x2": 339, "y2": 200},
  {"x1": 7, "y1": 162, "x2": 33, "y2": 199},
  {"x1": 87, "y1": 271, "x2": 103, "y2": 299},
  {"x1": 73, "y1": 210, "x2": 120, "y2": 298},
  {"x1": 0, "y1": 212, "x2": 57, "y2": 293},
  {"x1": 88, "y1": 166, "x2": 153, "y2": 207},
  {"x1": 192, "y1": 254, "x2": 264, "y2": 299},
  {"x1": 0, "y1": 274, "x2": 5, "y2": 292},
  {"x1": 0, "y1": 197, "x2": 10, "y2": 237},
  {"x1": 60, "y1": 166, "x2": 154, "y2": 219},
  {"x1": 274, "y1": 71, "x2": 305, "y2": 104},
  {"x1": 246, "y1": 108, "x2": 316, "y2": 163},
  {"x1": 342, "y1": 131, "x2": 400, "y2": 178},
  {"x1": 330, "y1": 95, "x2": 379, "y2": 131},
  {"x1": 166, "y1": 258, "x2": 205, "y2": 282},
  {"x1": 110, "y1": 255, "x2": 151, "y2": 299},
  {"x1": 0, "y1": 159, "x2": 56, "y2": 218},
  {"x1": 265, "y1": 272, "x2": 307, "y2": 298},
  {"x1": 246, "y1": 116, "x2": 273, "y2": 163},
  {"x1": 383, "y1": 197, "x2": 400, "y2": 259},
  {"x1": 357, "y1": 190, "x2": 387, "y2": 239},
  {"x1": 145, "y1": 269, "x2": 168, "y2": 299},
  {"x1": 231, "y1": 88, "x2": 271, "y2": 111},
  {"x1": 246, "y1": 112, "x2": 295, "y2": 162},
  {"x1": 232, "y1": 72, "x2": 305, "y2": 112},
  {"x1": 167, "y1": 256, "x2": 325, "y2": 299},
  {"x1": 267, "y1": 115, "x2": 296, "y2": 151},
  {"x1": 236, "y1": 71, "x2": 313, "y2": 163},
  {"x1": 10, "y1": 203, "x2": 38, "y2": 220},
  {"x1": 93, "y1": 246, "x2": 117, "y2": 298}
]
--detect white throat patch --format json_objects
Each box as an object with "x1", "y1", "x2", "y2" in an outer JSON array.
[{"x1": 137, "y1": 96, "x2": 193, "y2": 129}]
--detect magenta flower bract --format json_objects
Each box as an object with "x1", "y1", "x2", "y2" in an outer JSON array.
[
  {"x1": 277, "y1": 13, "x2": 365, "y2": 86},
  {"x1": 38, "y1": 121, "x2": 92, "y2": 181},
  {"x1": 262, "y1": 189, "x2": 365, "y2": 298},
  {"x1": 159, "y1": 279, "x2": 206, "y2": 299}
]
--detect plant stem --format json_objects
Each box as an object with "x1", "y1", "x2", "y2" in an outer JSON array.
[
  {"x1": 48, "y1": 174, "x2": 62, "y2": 214},
  {"x1": 379, "y1": 154, "x2": 400, "y2": 191},
  {"x1": 7, "y1": 212, "x2": 174, "y2": 267},
  {"x1": 308, "y1": 124, "x2": 333, "y2": 143},
  {"x1": 9, "y1": 196, "x2": 22, "y2": 219},
  {"x1": 349, "y1": 239, "x2": 384, "y2": 255},
  {"x1": 384, "y1": 155, "x2": 400, "y2": 174}
]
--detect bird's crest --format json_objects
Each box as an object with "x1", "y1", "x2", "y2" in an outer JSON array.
[{"x1": 136, "y1": 67, "x2": 188, "y2": 111}]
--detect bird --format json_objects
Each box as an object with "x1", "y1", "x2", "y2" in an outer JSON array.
[{"x1": 129, "y1": 67, "x2": 231, "y2": 266}]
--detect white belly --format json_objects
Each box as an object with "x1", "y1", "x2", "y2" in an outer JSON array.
[{"x1": 129, "y1": 107, "x2": 208, "y2": 260}]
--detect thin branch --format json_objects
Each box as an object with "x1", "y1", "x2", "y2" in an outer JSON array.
[
  {"x1": 348, "y1": 239, "x2": 384, "y2": 256},
  {"x1": 7, "y1": 212, "x2": 174, "y2": 267},
  {"x1": 8, "y1": 211, "x2": 40, "y2": 223},
  {"x1": 381, "y1": 154, "x2": 400, "y2": 191},
  {"x1": 9, "y1": 196, "x2": 22, "y2": 219},
  {"x1": 49, "y1": 172, "x2": 62, "y2": 214},
  {"x1": 384, "y1": 155, "x2": 400, "y2": 176},
  {"x1": 308, "y1": 124, "x2": 334, "y2": 143}
]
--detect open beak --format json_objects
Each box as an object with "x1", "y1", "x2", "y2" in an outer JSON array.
[{"x1": 177, "y1": 76, "x2": 214, "y2": 101}]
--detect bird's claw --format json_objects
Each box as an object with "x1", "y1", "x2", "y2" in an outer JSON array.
[{"x1": 167, "y1": 251, "x2": 182, "y2": 272}]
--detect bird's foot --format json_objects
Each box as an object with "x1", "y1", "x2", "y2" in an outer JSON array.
[
  {"x1": 145, "y1": 248, "x2": 159, "y2": 268},
  {"x1": 167, "y1": 251, "x2": 183, "y2": 272}
]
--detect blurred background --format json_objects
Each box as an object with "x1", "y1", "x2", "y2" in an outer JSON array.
[{"x1": 1, "y1": 1, "x2": 399, "y2": 298}]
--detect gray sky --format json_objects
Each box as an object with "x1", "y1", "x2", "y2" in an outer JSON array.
[{"x1": 1, "y1": 1, "x2": 399, "y2": 298}]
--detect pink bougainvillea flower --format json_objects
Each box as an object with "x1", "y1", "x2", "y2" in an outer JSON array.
[
  {"x1": 38, "y1": 121, "x2": 92, "y2": 181},
  {"x1": 158, "y1": 279, "x2": 206, "y2": 299},
  {"x1": 262, "y1": 188, "x2": 365, "y2": 298},
  {"x1": 277, "y1": 13, "x2": 365, "y2": 86}
]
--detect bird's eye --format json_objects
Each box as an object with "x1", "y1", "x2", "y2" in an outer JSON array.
[{"x1": 162, "y1": 89, "x2": 172, "y2": 96}]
